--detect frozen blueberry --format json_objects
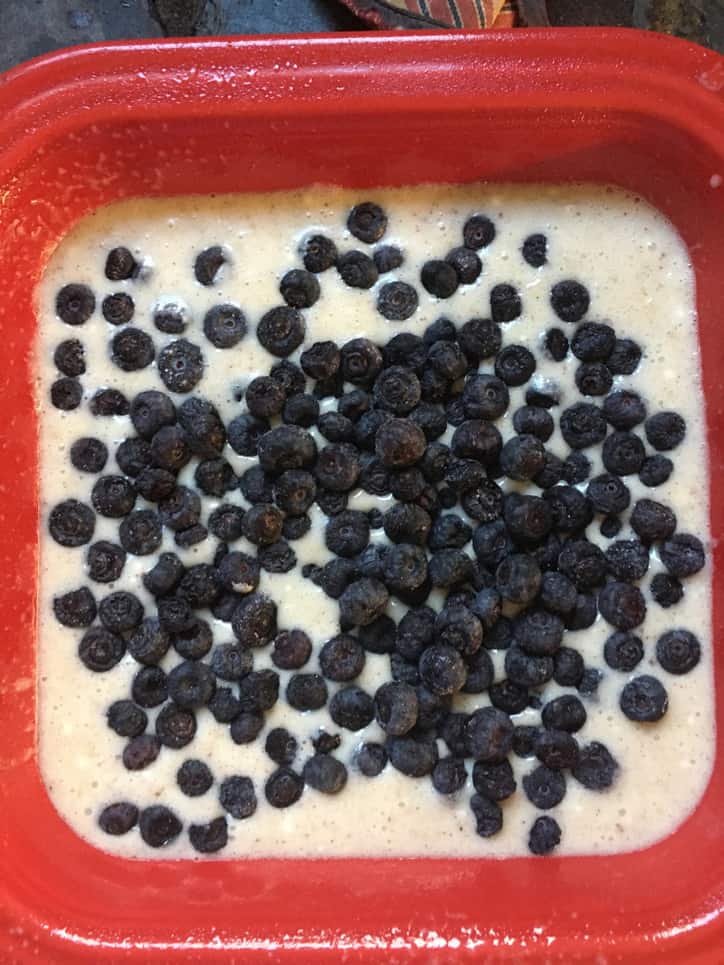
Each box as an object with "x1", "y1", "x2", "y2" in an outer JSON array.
[
  {"x1": 373, "y1": 244, "x2": 404, "y2": 273},
  {"x1": 106, "y1": 699, "x2": 147, "y2": 738},
  {"x1": 544, "y1": 327, "x2": 569, "y2": 362},
  {"x1": 428, "y1": 756, "x2": 466, "y2": 795},
  {"x1": 656, "y1": 629, "x2": 700, "y2": 674},
  {"x1": 177, "y1": 759, "x2": 213, "y2": 797},
  {"x1": 550, "y1": 280, "x2": 589, "y2": 323},
  {"x1": 139, "y1": 805, "x2": 182, "y2": 848},
  {"x1": 348, "y1": 201, "x2": 387, "y2": 242},
  {"x1": 651, "y1": 573, "x2": 684, "y2": 608},
  {"x1": 603, "y1": 390, "x2": 646, "y2": 430},
  {"x1": 417, "y1": 644, "x2": 466, "y2": 696},
  {"x1": 257, "y1": 305, "x2": 306, "y2": 357},
  {"x1": 500, "y1": 435, "x2": 545, "y2": 481},
  {"x1": 231, "y1": 594, "x2": 277, "y2": 648},
  {"x1": 98, "y1": 591, "x2": 143, "y2": 634},
  {"x1": 660, "y1": 533, "x2": 705, "y2": 577},
  {"x1": 620, "y1": 674, "x2": 668, "y2": 722},
  {"x1": 153, "y1": 301, "x2": 188, "y2": 334},
  {"x1": 446, "y1": 246, "x2": 482, "y2": 284},
  {"x1": 157, "y1": 338, "x2": 204, "y2": 393},
  {"x1": 522, "y1": 233, "x2": 547, "y2": 267},
  {"x1": 122, "y1": 733, "x2": 160, "y2": 770},
  {"x1": 522, "y1": 765, "x2": 566, "y2": 809},
  {"x1": 358, "y1": 614, "x2": 396, "y2": 655},
  {"x1": 265, "y1": 768, "x2": 304, "y2": 808},
  {"x1": 528, "y1": 815, "x2": 561, "y2": 855},
  {"x1": 319, "y1": 634, "x2": 365, "y2": 682},
  {"x1": 219, "y1": 775, "x2": 257, "y2": 819},
  {"x1": 572, "y1": 741, "x2": 619, "y2": 790},
  {"x1": 560, "y1": 402, "x2": 607, "y2": 449},
  {"x1": 54, "y1": 338, "x2": 86, "y2": 376},
  {"x1": 49, "y1": 499, "x2": 95, "y2": 547},
  {"x1": 513, "y1": 405, "x2": 554, "y2": 442},
  {"x1": 91, "y1": 475, "x2": 136, "y2": 519},
  {"x1": 286, "y1": 673, "x2": 328, "y2": 712},
  {"x1": 67, "y1": 439, "x2": 107, "y2": 479},
  {"x1": 52, "y1": 586, "x2": 96, "y2": 629},
  {"x1": 329, "y1": 685, "x2": 374, "y2": 730},
  {"x1": 387, "y1": 735, "x2": 438, "y2": 777},
  {"x1": 237, "y1": 670, "x2": 280, "y2": 714},
  {"x1": 607, "y1": 338, "x2": 641, "y2": 375},
  {"x1": 490, "y1": 283, "x2": 522, "y2": 323},
  {"x1": 558, "y1": 540, "x2": 607, "y2": 590},
  {"x1": 605, "y1": 539, "x2": 649, "y2": 581},
  {"x1": 337, "y1": 250, "x2": 378, "y2": 289},
  {"x1": 561, "y1": 451, "x2": 591, "y2": 485},
  {"x1": 639, "y1": 454, "x2": 673, "y2": 488},
  {"x1": 89, "y1": 388, "x2": 130, "y2": 418},
  {"x1": 377, "y1": 282, "x2": 419, "y2": 321},
  {"x1": 465, "y1": 707, "x2": 514, "y2": 762},
  {"x1": 587, "y1": 474, "x2": 630, "y2": 515},
  {"x1": 571, "y1": 321, "x2": 615, "y2": 362},
  {"x1": 208, "y1": 687, "x2": 242, "y2": 723},
  {"x1": 505, "y1": 645, "x2": 554, "y2": 688},
  {"x1": 194, "y1": 245, "x2": 227, "y2": 286},
  {"x1": 56, "y1": 283, "x2": 95, "y2": 325},
  {"x1": 600, "y1": 516, "x2": 622, "y2": 539},
  {"x1": 513, "y1": 608, "x2": 564, "y2": 656},
  {"x1": 421, "y1": 259, "x2": 458, "y2": 298},
  {"x1": 240, "y1": 503, "x2": 283, "y2": 547},
  {"x1": 495, "y1": 344, "x2": 536, "y2": 386},
  {"x1": 257, "y1": 424, "x2": 317, "y2": 474},
  {"x1": 645, "y1": 411, "x2": 686, "y2": 451},
  {"x1": 51, "y1": 376, "x2": 83, "y2": 410},
  {"x1": 575, "y1": 362, "x2": 613, "y2": 397},
  {"x1": 535, "y1": 729, "x2": 579, "y2": 770},
  {"x1": 167, "y1": 661, "x2": 216, "y2": 709},
  {"x1": 301, "y1": 233, "x2": 337, "y2": 272},
  {"x1": 463, "y1": 214, "x2": 495, "y2": 250},
  {"x1": 209, "y1": 642, "x2": 252, "y2": 682},
  {"x1": 472, "y1": 759, "x2": 516, "y2": 801},
  {"x1": 598, "y1": 582, "x2": 646, "y2": 631},
  {"x1": 470, "y1": 794, "x2": 503, "y2": 837},
  {"x1": 203, "y1": 303, "x2": 247, "y2": 349},
  {"x1": 230, "y1": 712, "x2": 264, "y2": 744},
  {"x1": 278, "y1": 268, "x2": 320, "y2": 309},
  {"x1": 189, "y1": 817, "x2": 228, "y2": 854},
  {"x1": 98, "y1": 802, "x2": 139, "y2": 836},
  {"x1": 631, "y1": 499, "x2": 676, "y2": 543},
  {"x1": 553, "y1": 647, "x2": 584, "y2": 687},
  {"x1": 102, "y1": 292, "x2": 134, "y2": 326},
  {"x1": 603, "y1": 631, "x2": 643, "y2": 672},
  {"x1": 87, "y1": 540, "x2": 125, "y2": 583},
  {"x1": 155, "y1": 702, "x2": 197, "y2": 749},
  {"x1": 541, "y1": 694, "x2": 586, "y2": 733},
  {"x1": 264, "y1": 727, "x2": 297, "y2": 766},
  {"x1": 110, "y1": 327, "x2": 155, "y2": 372},
  {"x1": 602, "y1": 431, "x2": 645, "y2": 476},
  {"x1": 303, "y1": 755, "x2": 348, "y2": 794},
  {"x1": 538, "y1": 572, "x2": 577, "y2": 616}
]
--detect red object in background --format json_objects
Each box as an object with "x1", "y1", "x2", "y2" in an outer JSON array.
[{"x1": 0, "y1": 29, "x2": 722, "y2": 964}]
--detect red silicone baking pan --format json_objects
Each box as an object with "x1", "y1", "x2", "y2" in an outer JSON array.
[{"x1": 0, "y1": 28, "x2": 723, "y2": 963}]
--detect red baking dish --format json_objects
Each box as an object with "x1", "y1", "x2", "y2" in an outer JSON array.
[{"x1": 0, "y1": 28, "x2": 723, "y2": 963}]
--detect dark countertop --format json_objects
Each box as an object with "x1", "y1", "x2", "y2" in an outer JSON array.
[{"x1": 0, "y1": 0, "x2": 721, "y2": 76}]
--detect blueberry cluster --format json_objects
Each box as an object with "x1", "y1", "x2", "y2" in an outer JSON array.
[{"x1": 48, "y1": 203, "x2": 706, "y2": 856}]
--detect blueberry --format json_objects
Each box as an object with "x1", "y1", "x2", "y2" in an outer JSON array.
[
  {"x1": 435, "y1": 604, "x2": 483, "y2": 656},
  {"x1": 544, "y1": 327, "x2": 569, "y2": 362},
  {"x1": 553, "y1": 647, "x2": 584, "y2": 687},
  {"x1": 651, "y1": 572, "x2": 684, "y2": 608},
  {"x1": 488, "y1": 678, "x2": 528, "y2": 714},
  {"x1": 216, "y1": 776, "x2": 257, "y2": 821},
  {"x1": 500, "y1": 435, "x2": 545, "y2": 481},
  {"x1": 522, "y1": 765, "x2": 566, "y2": 809},
  {"x1": 470, "y1": 588, "x2": 501, "y2": 630},
  {"x1": 470, "y1": 794, "x2": 503, "y2": 837},
  {"x1": 259, "y1": 540, "x2": 296, "y2": 574},
  {"x1": 237, "y1": 670, "x2": 279, "y2": 714},
  {"x1": 472, "y1": 759, "x2": 516, "y2": 800},
  {"x1": 301, "y1": 233, "x2": 337, "y2": 272},
  {"x1": 122, "y1": 733, "x2": 160, "y2": 770},
  {"x1": 341, "y1": 338, "x2": 384, "y2": 385},
  {"x1": 603, "y1": 390, "x2": 646, "y2": 430},
  {"x1": 522, "y1": 233, "x2": 547, "y2": 267},
  {"x1": 51, "y1": 376, "x2": 83, "y2": 410},
  {"x1": 535, "y1": 729, "x2": 579, "y2": 770},
  {"x1": 620, "y1": 674, "x2": 668, "y2": 722},
  {"x1": 241, "y1": 503, "x2": 284, "y2": 547},
  {"x1": 570, "y1": 321, "x2": 615, "y2": 362},
  {"x1": 495, "y1": 344, "x2": 536, "y2": 386},
  {"x1": 312, "y1": 731, "x2": 341, "y2": 755},
  {"x1": 106, "y1": 699, "x2": 147, "y2": 738},
  {"x1": 631, "y1": 499, "x2": 676, "y2": 543},
  {"x1": 504, "y1": 493, "x2": 553, "y2": 545},
  {"x1": 462, "y1": 214, "x2": 496, "y2": 249},
  {"x1": 285, "y1": 673, "x2": 328, "y2": 711},
  {"x1": 110, "y1": 327, "x2": 155, "y2": 371},
  {"x1": 53, "y1": 586, "x2": 97, "y2": 628},
  {"x1": 256, "y1": 305, "x2": 305, "y2": 357},
  {"x1": 512, "y1": 725, "x2": 541, "y2": 758},
  {"x1": 56, "y1": 283, "x2": 95, "y2": 325},
  {"x1": 575, "y1": 361, "x2": 613, "y2": 397},
  {"x1": 358, "y1": 614, "x2": 396, "y2": 654},
  {"x1": 600, "y1": 516, "x2": 622, "y2": 539},
  {"x1": 140, "y1": 554, "x2": 182, "y2": 601},
  {"x1": 329, "y1": 685, "x2": 374, "y2": 730},
  {"x1": 428, "y1": 339, "x2": 467, "y2": 381},
  {"x1": 387, "y1": 735, "x2": 438, "y2": 777},
  {"x1": 381, "y1": 543, "x2": 427, "y2": 598},
  {"x1": 271, "y1": 630, "x2": 312, "y2": 670},
  {"x1": 87, "y1": 540, "x2": 126, "y2": 583},
  {"x1": 265, "y1": 768, "x2": 304, "y2": 808},
  {"x1": 446, "y1": 246, "x2": 482, "y2": 284},
  {"x1": 273, "y1": 471, "x2": 316, "y2": 518},
  {"x1": 257, "y1": 425, "x2": 317, "y2": 474},
  {"x1": 421, "y1": 259, "x2": 458, "y2": 298},
  {"x1": 377, "y1": 282, "x2": 419, "y2": 321},
  {"x1": 504, "y1": 645, "x2": 554, "y2": 688},
  {"x1": 231, "y1": 593, "x2": 277, "y2": 647},
  {"x1": 98, "y1": 591, "x2": 143, "y2": 633},
  {"x1": 315, "y1": 443, "x2": 361, "y2": 493},
  {"x1": 188, "y1": 817, "x2": 228, "y2": 854},
  {"x1": 494, "y1": 553, "x2": 540, "y2": 605},
  {"x1": 558, "y1": 540, "x2": 607, "y2": 590},
  {"x1": 645, "y1": 411, "x2": 686, "y2": 451},
  {"x1": 587, "y1": 473, "x2": 630, "y2": 515},
  {"x1": 426, "y1": 549, "x2": 472, "y2": 589},
  {"x1": 656, "y1": 629, "x2": 700, "y2": 674},
  {"x1": 513, "y1": 405, "x2": 554, "y2": 442},
  {"x1": 539, "y1": 572, "x2": 577, "y2": 616},
  {"x1": 158, "y1": 487, "x2": 200, "y2": 533},
  {"x1": 318, "y1": 412, "x2": 354, "y2": 443},
  {"x1": 572, "y1": 742, "x2": 619, "y2": 792},
  {"x1": 139, "y1": 805, "x2": 182, "y2": 848},
  {"x1": 98, "y1": 802, "x2": 139, "y2": 836},
  {"x1": 283, "y1": 515, "x2": 312, "y2": 541},
  {"x1": 514, "y1": 607, "x2": 564, "y2": 656},
  {"x1": 603, "y1": 631, "x2": 643, "y2": 672},
  {"x1": 49, "y1": 499, "x2": 95, "y2": 547},
  {"x1": 540, "y1": 696, "x2": 586, "y2": 735},
  {"x1": 607, "y1": 338, "x2": 642, "y2": 375},
  {"x1": 114, "y1": 438, "x2": 151, "y2": 479},
  {"x1": 323, "y1": 510, "x2": 369, "y2": 559},
  {"x1": 660, "y1": 533, "x2": 705, "y2": 577},
  {"x1": 230, "y1": 712, "x2": 264, "y2": 744},
  {"x1": 560, "y1": 402, "x2": 607, "y2": 450},
  {"x1": 157, "y1": 338, "x2": 204, "y2": 394},
  {"x1": 375, "y1": 418, "x2": 426, "y2": 469},
  {"x1": 102, "y1": 291, "x2": 134, "y2": 326},
  {"x1": 264, "y1": 727, "x2": 297, "y2": 766},
  {"x1": 465, "y1": 707, "x2": 514, "y2": 762},
  {"x1": 472, "y1": 519, "x2": 513, "y2": 568},
  {"x1": 177, "y1": 759, "x2": 213, "y2": 797},
  {"x1": 490, "y1": 283, "x2": 522, "y2": 323},
  {"x1": 458, "y1": 317, "x2": 502, "y2": 362},
  {"x1": 175, "y1": 619, "x2": 214, "y2": 660},
  {"x1": 240, "y1": 466, "x2": 274, "y2": 505},
  {"x1": 316, "y1": 633, "x2": 363, "y2": 682},
  {"x1": 337, "y1": 250, "x2": 378, "y2": 289},
  {"x1": 166, "y1": 661, "x2": 215, "y2": 710},
  {"x1": 529, "y1": 815, "x2": 561, "y2": 855},
  {"x1": 208, "y1": 687, "x2": 242, "y2": 723},
  {"x1": 347, "y1": 201, "x2": 387, "y2": 242},
  {"x1": 430, "y1": 755, "x2": 466, "y2": 796},
  {"x1": 54, "y1": 338, "x2": 86, "y2": 376},
  {"x1": 550, "y1": 280, "x2": 589, "y2": 323},
  {"x1": 382, "y1": 504, "x2": 430, "y2": 547},
  {"x1": 373, "y1": 244, "x2": 404, "y2": 273},
  {"x1": 561, "y1": 450, "x2": 591, "y2": 485},
  {"x1": 416, "y1": 644, "x2": 466, "y2": 696},
  {"x1": 302, "y1": 755, "x2": 348, "y2": 794},
  {"x1": 639, "y1": 454, "x2": 673, "y2": 488},
  {"x1": 195, "y1": 458, "x2": 236, "y2": 498},
  {"x1": 280, "y1": 269, "x2": 320, "y2": 309},
  {"x1": 226, "y1": 413, "x2": 269, "y2": 457},
  {"x1": 91, "y1": 475, "x2": 136, "y2": 519},
  {"x1": 78, "y1": 626, "x2": 125, "y2": 672},
  {"x1": 451, "y1": 420, "x2": 502, "y2": 465},
  {"x1": 598, "y1": 581, "x2": 646, "y2": 631},
  {"x1": 210, "y1": 642, "x2": 252, "y2": 682},
  {"x1": 153, "y1": 301, "x2": 188, "y2": 334},
  {"x1": 339, "y1": 579, "x2": 389, "y2": 629},
  {"x1": 155, "y1": 702, "x2": 197, "y2": 748},
  {"x1": 605, "y1": 539, "x2": 649, "y2": 582},
  {"x1": 602, "y1": 431, "x2": 646, "y2": 476}
]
